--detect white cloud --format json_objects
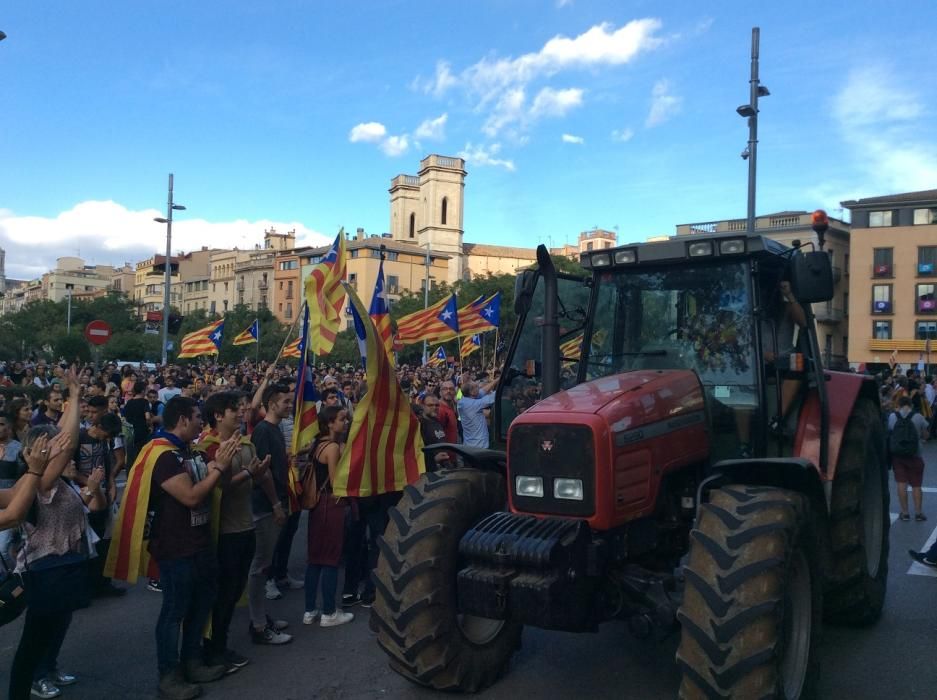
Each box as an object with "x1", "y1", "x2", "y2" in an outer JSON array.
[
  {"x1": 348, "y1": 121, "x2": 387, "y2": 143},
  {"x1": 829, "y1": 66, "x2": 937, "y2": 193},
  {"x1": 530, "y1": 87, "x2": 584, "y2": 118},
  {"x1": 458, "y1": 143, "x2": 516, "y2": 172},
  {"x1": 379, "y1": 134, "x2": 410, "y2": 157},
  {"x1": 562, "y1": 133, "x2": 584, "y2": 144},
  {"x1": 412, "y1": 60, "x2": 458, "y2": 97},
  {"x1": 645, "y1": 79, "x2": 682, "y2": 127},
  {"x1": 611, "y1": 127, "x2": 634, "y2": 142},
  {"x1": 482, "y1": 88, "x2": 527, "y2": 137},
  {"x1": 414, "y1": 113, "x2": 448, "y2": 141},
  {"x1": 0, "y1": 201, "x2": 329, "y2": 280}
]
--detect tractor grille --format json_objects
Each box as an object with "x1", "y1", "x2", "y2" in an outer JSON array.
[{"x1": 508, "y1": 423, "x2": 595, "y2": 517}]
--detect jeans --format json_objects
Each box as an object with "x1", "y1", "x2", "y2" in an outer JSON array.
[
  {"x1": 247, "y1": 515, "x2": 281, "y2": 628},
  {"x1": 207, "y1": 530, "x2": 255, "y2": 656},
  {"x1": 155, "y1": 550, "x2": 218, "y2": 676},
  {"x1": 342, "y1": 506, "x2": 368, "y2": 597},
  {"x1": 9, "y1": 609, "x2": 73, "y2": 700},
  {"x1": 270, "y1": 511, "x2": 301, "y2": 581},
  {"x1": 304, "y1": 565, "x2": 338, "y2": 615}
]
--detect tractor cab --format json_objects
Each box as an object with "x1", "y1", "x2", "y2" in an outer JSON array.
[{"x1": 498, "y1": 232, "x2": 834, "y2": 464}]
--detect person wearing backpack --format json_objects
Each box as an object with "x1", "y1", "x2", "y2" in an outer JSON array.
[{"x1": 888, "y1": 396, "x2": 930, "y2": 521}]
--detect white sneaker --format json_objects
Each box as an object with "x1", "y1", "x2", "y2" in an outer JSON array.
[
  {"x1": 302, "y1": 610, "x2": 321, "y2": 625},
  {"x1": 264, "y1": 580, "x2": 283, "y2": 601},
  {"x1": 320, "y1": 610, "x2": 354, "y2": 627},
  {"x1": 276, "y1": 576, "x2": 305, "y2": 590}
]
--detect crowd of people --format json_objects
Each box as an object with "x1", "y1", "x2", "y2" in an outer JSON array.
[{"x1": 0, "y1": 355, "x2": 499, "y2": 700}]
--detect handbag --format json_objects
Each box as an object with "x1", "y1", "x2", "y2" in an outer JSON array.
[{"x1": 0, "y1": 539, "x2": 27, "y2": 628}]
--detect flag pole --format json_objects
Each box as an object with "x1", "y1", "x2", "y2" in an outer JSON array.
[
  {"x1": 274, "y1": 303, "x2": 305, "y2": 366},
  {"x1": 255, "y1": 319, "x2": 260, "y2": 364}
]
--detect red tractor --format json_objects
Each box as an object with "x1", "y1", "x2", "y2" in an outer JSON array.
[{"x1": 372, "y1": 216, "x2": 888, "y2": 699}]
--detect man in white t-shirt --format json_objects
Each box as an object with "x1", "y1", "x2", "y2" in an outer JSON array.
[{"x1": 158, "y1": 375, "x2": 182, "y2": 404}]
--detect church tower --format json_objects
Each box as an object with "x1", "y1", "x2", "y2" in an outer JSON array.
[
  {"x1": 389, "y1": 174, "x2": 422, "y2": 243},
  {"x1": 417, "y1": 155, "x2": 466, "y2": 283}
]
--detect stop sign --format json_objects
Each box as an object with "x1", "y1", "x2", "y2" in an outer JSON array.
[{"x1": 84, "y1": 320, "x2": 112, "y2": 346}]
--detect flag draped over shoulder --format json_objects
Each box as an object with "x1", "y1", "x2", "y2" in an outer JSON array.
[
  {"x1": 178, "y1": 318, "x2": 225, "y2": 358},
  {"x1": 369, "y1": 258, "x2": 394, "y2": 357},
  {"x1": 394, "y1": 293, "x2": 460, "y2": 345},
  {"x1": 332, "y1": 282, "x2": 425, "y2": 497},
  {"x1": 292, "y1": 305, "x2": 320, "y2": 457},
  {"x1": 458, "y1": 292, "x2": 501, "y2": 336},
  {"x1": 232, "y1": 319, "x2": 259, "y2": 346},
  {"x1": 104, "y1": 438, "x2": 176, "y2": 584},
  {"x1": 461, "y1": 334, "x2": 481, "y2": 357},
  {"x1": 305, "y1": 230, "x2": 347, "y2": 356}
]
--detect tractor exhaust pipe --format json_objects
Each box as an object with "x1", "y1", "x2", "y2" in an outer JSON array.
[{"x1": 537, "y1": 244, "x2": 560, "y2": 399}]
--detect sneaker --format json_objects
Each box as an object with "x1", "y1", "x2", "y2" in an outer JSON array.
[
  {"x1": 303, "y1": 609, "x2": 321, "y2": 625},
  {"x1": 222, "y1": 649, "x2": 250, "y2": 674},
  {"x1": 157, "y1": 669, "x2": 201, "y2": 700},
  {"x1": 276, "y1": 575, "x2": 305, "y2": 590},
  {"x1": 342, "y1": 592, "x2": 362, "y2": 608},
  {"x1": 360, "y1": 595, "x2": 374, "y2": 609},
  {"x1": 909, "y1": 549, "x2": 937, "y2": 568},
  {"x1": 916, "y1": 513, "x2": 928, "y2": 522},
  {"x1": 50, "y1": 671, "x2": 77, "y2": 686},
  {"x1": 320, "y1": 610, "x2": 354, "y2": 627},
  {"x1": 147, "y1": 579, "x2": 163, "y2": 593},
  {"x1": 250, "y1": 624, "x2": 293, "y2": 645},
  {"x1": 266, "y1": 614, "x2": 289, "y2": 631},
  {"x1": 264, "y1": 579, "x2": 283, "y2": 600},
  {"x1": 184, "y1": 660, "x2": 225, "y2": 684},
  {"x1": 30, "y1": 679, "x2": 61, "y2": 699},
  {"x1": 95, "y1": 581, "x2": 127, "y2": 598}
]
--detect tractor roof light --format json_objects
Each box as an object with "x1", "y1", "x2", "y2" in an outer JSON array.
[
  {"x1": 591, "y1": 252, "x2": 612, "y2": 267},
  {"x1": 719, "y1": 238, "x2": 746, "y2": 255},
  {"x1": 688, "y1": 241, "x2": 714, "y2": 257},
  {"x1": 614, "y1": 249, "x2": 637, "y2": 264}
]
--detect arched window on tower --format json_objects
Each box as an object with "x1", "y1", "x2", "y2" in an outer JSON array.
[
  {"x1": 409, "y1": 213, "x2": 415, "y2": 238},
  {"x1": 441, "y1": 197, "x2": 448, "y2": 225}
]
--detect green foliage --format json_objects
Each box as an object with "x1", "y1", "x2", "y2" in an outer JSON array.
[{"x1": 52, "y1": 332, "x2": 92, "y2": 363}]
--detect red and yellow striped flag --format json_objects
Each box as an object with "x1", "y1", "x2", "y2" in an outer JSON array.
[
  {"x1": 232, "y1": 319, "x2": 259, "y2": 346},
  {"x1": 461, "y1": 334, "x2": 482, "y2": 358},
  {"x1": 369, "y1": 258, "x2": 394, "y2": 357},
  {"x1": 394, "y1": 294, "x2": 452, "y2": 345},
  {"x1": 282, "y1": 337, "x2": 301, "y2": 359},
  {"x1": 304, "y1": 230, "x2": 347, "y2": 356},
  {"x1": 177, "y1": 318, "x2": 225, "y2": 358},
  {"x1": 332, "y1": 282, "x2": 425, "y2": 497}
]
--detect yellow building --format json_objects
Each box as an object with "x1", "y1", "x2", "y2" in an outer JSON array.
[
  {"x1": 842, "y1": 189, "x2": 937, "y2": 369},
  {"x1": 41, "y1": 257, "x2": 122, "y2": 303},
  {"x1": 134, "y1": 248, "x2": 215, "y2": 317},
  {"x1": 677, "y1": 211, "x2": 851, "y2": 368}
]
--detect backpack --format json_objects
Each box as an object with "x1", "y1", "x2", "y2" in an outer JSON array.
[{"x1": 890, "y1": 413, "x2": 920, "y2": 457}]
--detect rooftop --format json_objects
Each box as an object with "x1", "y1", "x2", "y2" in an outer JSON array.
[
  {"x1": 841, "y1": 189, "x2": 937, "y2": 208},
  {"x1": 463, "y1": 242, "x2": 538, "y2": 259}
]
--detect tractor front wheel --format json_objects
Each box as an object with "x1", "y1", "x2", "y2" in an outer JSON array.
[
  {"x1": 677, "y1": 485, "x2": 822, "y2": 699},
  {"x1": 371, "y1": 468, "x2": 522, "y2": 692}
]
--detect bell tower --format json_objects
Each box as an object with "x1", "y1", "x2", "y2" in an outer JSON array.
[
  {"x1": 389, "y1": 174, "x2": 421, "y2": 243},
  {"x1": 416, "y1": 155, "x2": 466, "y2": 283}
]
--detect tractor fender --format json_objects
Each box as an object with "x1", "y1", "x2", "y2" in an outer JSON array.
[
  {"x1": 423, "y1": 443, "x2": 507, "y2": 475},
  {"x1": 708, "y1": 457, "x2": 828, "y2": 515}
]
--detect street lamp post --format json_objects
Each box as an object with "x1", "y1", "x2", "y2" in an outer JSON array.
[
  {"x1": 737, "y1": 27, "x2": 770, "y2": 234},
  {"x1": 65, "y1": 284, "x2": 74, "y2": 333},
  {"x1": 154, "y1": 174, "x2": 186, "y2": 366},
  {"x1": 422, "y1": 242, "x2": 431, "y2": 363}
]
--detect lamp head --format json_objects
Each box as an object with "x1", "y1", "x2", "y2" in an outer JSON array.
[
  {"x1": 154, "y1": 217, "x2": 168, "y2": 224},
  {"x1": 736, "y1": 104, "x2": 756, "y2": 118},
  {"x1": 171, "y1": 204, "x2": 186, "y2": 211}
]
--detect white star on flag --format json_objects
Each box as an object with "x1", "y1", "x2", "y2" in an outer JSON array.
[
  {"x1": 441, "y1": 310, "x2": 453, "y2": 320},
  {"x1": 483, "y1": 307, "x2": 494, "y2": 317}
]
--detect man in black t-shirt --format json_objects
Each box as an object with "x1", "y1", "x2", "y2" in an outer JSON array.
[
  {"x1": 148, "y1": 396, "x2": 237, "y2": 698},
  {"x1": 122, "y1": 381, "x2": 150, "y2": 451}
]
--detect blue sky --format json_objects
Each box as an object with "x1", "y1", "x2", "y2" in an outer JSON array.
[{"x1": 1, "y1": 1, "x2": 936, "y2": 279}]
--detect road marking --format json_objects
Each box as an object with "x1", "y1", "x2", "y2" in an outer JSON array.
[
  {"x1": 893, "y1": 486, "x2": 937, "y2": 493},
  {"x1": 907, "y1": 523, "x2": 937, "y2": 578}
]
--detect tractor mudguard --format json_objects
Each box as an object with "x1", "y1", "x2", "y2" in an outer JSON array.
[
  {"x1": 708, "y1": 457, "x2": 828, "y2": 513},
  {"x1": 423, "y1": 443, "x2": 507, "y2": 475}
]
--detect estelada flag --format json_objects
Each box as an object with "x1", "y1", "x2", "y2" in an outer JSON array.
[
  {"x1": 461, "y1": 334, "x2": 481, "y2": 357},
  {"x1": 458, "y1": 292, "x2": 501, "y2": 336},
  {"x1": 369, "y1": 258, "x2": 394, "y2": 357},
  {"x1": 282, "y1": 337, "x2": 302, "y2": 359},
  {"x1": 178, "y1": 318, "x2": 225, "y2": 358},
  {"x1": 394, "y1": 293, "x2": 457, "y2": 345},
  {"x1": 426, "y1": 346, "x2": 447, "y2": 367},
  {"x1": 331, "y1": 282, "x2": 425, "y2": 497},
  {"x1": 292, "y1": 304, "x2": 320, "y2": 457},
  {"x1": 304, "y1": 229, "x2": 347, "y2": 356},
  {"x1": 104, "y1": 438, "x2": 176, "y2": 584},
  {"x1": 232, "y1": 319, "x2": 259, "y2": 346}
]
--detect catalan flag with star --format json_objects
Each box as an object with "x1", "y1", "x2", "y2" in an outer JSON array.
[
  {"x1": 331, "y1": 282, "x2": 425, "y2": 497},
  {"x1": 457, "y1": 292, "x2": 501, "y2": 336},
  {"x1": 461, "y1": 334, "x2": 482, "y2": 358},
  {"x1": 427, "y1": 346, "x2": 448, "y2": 367},
  {"x1": 394, "y1": 293, "x2": 460, "y2": 345},
  {"x1": 369, "y1": 257, "x2": 394, "y2": 357},
  {"x1": 177, "y1": 318, "x2": 224, "y2": 358},
  {"x1": 304, "y1": 229, "x2": 347, "y2": 356},
  {"x1": 282, "y1": 337, "x2": 302, "y2": 359},
  {"x1": 232, "y1": 319, "x2": 259, "y2": 346}
]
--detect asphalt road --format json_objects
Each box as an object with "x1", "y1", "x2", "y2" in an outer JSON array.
[{"x1": 1, "y1": 444, "x2": 936, "y2": 699}]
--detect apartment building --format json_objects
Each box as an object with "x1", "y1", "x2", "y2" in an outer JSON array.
[
  {"x1": 133, "y1": 248, "x2": 214, "y2": 316},
  {"x1": 842, "y1": 189, "x2": 937, "y2": 370},
  {"x1": 677, "y1": 211, "x2": 851, "y2": 368}
]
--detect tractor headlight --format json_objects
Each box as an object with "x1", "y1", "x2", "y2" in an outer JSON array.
[
  {"x1": 719, "y1": 238, "x2": 746, "y2": 255},
  {"x1": 614, "y1": 249, "x2": 637, "y2": 264},
  {"x1": 554, "y1": 478, "x2": 584, "y2": 501},
  {"x1": 688, "y1": 241, "x2": 714, "y2": 257},
  {"x1": 591, "y1": 253, "x2": 612, "y2": 267},
  {"x1": 516, "y1": 476, "x2": 544, "y2": 497}
]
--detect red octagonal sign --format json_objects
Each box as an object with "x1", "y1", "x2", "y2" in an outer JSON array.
[{"x1": 84, "y1": 320, "x2": 112, "y2": 346}]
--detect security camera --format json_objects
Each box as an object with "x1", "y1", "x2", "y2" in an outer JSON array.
[{"x1": 740, "y1": 147, "x2": 750, "y2": 160}]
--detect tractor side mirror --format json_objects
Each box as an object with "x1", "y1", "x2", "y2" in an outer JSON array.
[
  {"x1": 790, "y1": 251, "x2": 834, "y2": 304},
  {"x1": 514, "y1": 269, "x2": 538, "y2": 315}
]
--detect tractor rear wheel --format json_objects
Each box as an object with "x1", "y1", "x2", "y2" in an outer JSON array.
[
  {"x1": 677, "y1": 485, "x2": 821, "y2": 700},
  {"x1": 371, "y1": 468, "x2": 522, "y2": 692},
  {"x1": 824, "y1": 398, "x2": 889, "y2": 625}
]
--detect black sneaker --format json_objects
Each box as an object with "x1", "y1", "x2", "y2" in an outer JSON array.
[
  {"x1": 223, "y1": 649, "x2": 249, "y2": 674},
  {"x1": 360, "y1": 593, "x2": 375, "y2": 609},
  {"x1": 342, "y1": 593, "x2": 362, "y2": 608},
  {"x1": 249, "y1": 624, "x2": 292, "y2": 645},
  {"x1": 147, "y1": 579, "x2": 163, "y2": 593},
  {"x1": 909, "y1": 549, "x2": 937, "y2": 568}
]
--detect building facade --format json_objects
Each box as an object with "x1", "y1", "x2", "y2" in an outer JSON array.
[
  {"x1": 842, "y1": 189, "x2": 937, "y2": 369},
  {"x1": 677, "y1": 211, "x2": 851, "y2": 368}
]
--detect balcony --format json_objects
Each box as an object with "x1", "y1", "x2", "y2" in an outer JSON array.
[
  {"x1": 872, "y1": 263, "x2": 893, "y2": 278},
  {"x1": 871, "y1": 300, "x2": 893, "y2": 314},
  {"x1": 815, "y1": 305, "x2": 844, "y2": 324}
]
